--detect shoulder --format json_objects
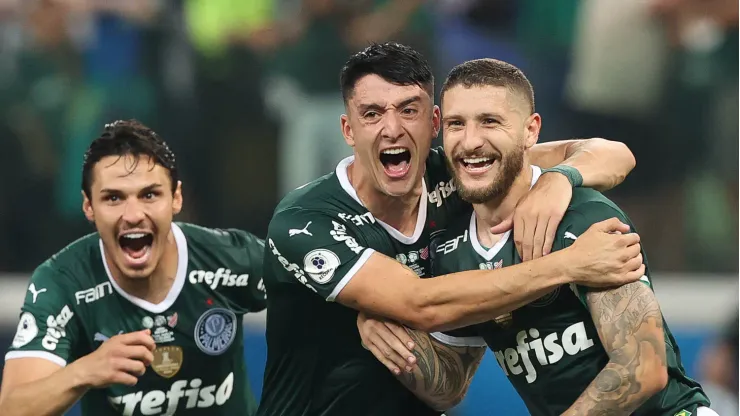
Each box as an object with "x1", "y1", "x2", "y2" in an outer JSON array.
[
  {"x1": 32, "y1": 233, "x2": 102, "y2": 289},
  {"x1": 561, "y1": 188, "x2": 629, "y2": 228},
  {"x1": 274, "y1": 171, "x2": 348, "y2": 215},
  {"x1": 177, "y1": 222, "x2": 262, "y2": 251}
]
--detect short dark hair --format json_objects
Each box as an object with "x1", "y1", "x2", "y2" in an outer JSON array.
[
  {"x1": 81, "y1": 119, "x2": 178, "y2": 199},
  {"x1": 441, "y1": 58, "x2": 535, "y2": 114},
  {"x1": 340, "y1": 42, "x2": 434, "y2": 103}
]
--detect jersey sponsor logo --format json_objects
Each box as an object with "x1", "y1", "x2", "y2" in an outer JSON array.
[
  {"x1": 428, "y1": 180, "x2": 456, "y2": 207},
  {"x1": 303, "y1": 249, "x2": 340, "y2": 284},
  {"x1": 330, "y1": 221, "x2": 364, "y2": 254},
  {"x1": 42, "y1": 305, "x2": 74, "y2": 351},
  {"x1": 194, "y1": 308, "x2": 237, "y2": 356},
  {"x1": 479, "y1": 259, "x2": 503, "y2": 270},
  {"x1": 12, "y1": 312, "x2": 38, "y2": 348},
  {"x1": 28, "y1": 283, "x2": 47, "y2": 304},
  {"x1": 337, "y1": 212, "x2": 375, "y2": 227},
  {"x1": 563, "y1": 231, "x2": 578, "y2": 241},
  {"x1": 493, "y1": 321, "x2": 595, "y2": 384},
  {"x1": 74, "y1": 281, "x2": 113, "y2": 305},
  {"x1": 289, "y1": 221, "x2": 313, "y2": 237},
  {"x1": 268, "y1": 238, "x2": 317, "y2": 293},
  {"x1": 436, "y1": 230, "x2": 469, "y2": 255},
  {"x1": 189, "y1": 269, "x2": 249, "y2": 290},
  {"x1": 108, "y1": 372, "x2": 234, "y2": 416}
]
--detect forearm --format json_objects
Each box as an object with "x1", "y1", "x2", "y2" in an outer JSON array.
[
  {"x1": 396, "y1": 329, "x2": 484, "y2": 411},
  {"x1": 0, "y1": 363, "x2": 88, "y2": 416},
  {"x1": 562, "y1": 360, "x2": 654, "y2": 415},
  {"x1": 529, "y1": 139, "x2": 635, "y2": 191},
  {"x1": 413, "y1": 251, "x2": 570, "y2": 332},
  {"x1": 561, "y1": 139, "x2": 635, "y2": 191}
]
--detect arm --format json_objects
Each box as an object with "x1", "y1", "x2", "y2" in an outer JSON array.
[
  {"x1": 268, "y1": 210, "x2": 642, "y2": 332},
  {"x1": 529, "y1": 138, "x2": 636, "y2": 191},
  {"x1": 0, "y1": 359, "x2": 85, "y2": 416},
  {"x1": 562, "y1": 282, "x2": 668, "y2": 415},
  {"x1": 398, "y1": 330, "x2": 485, "y2": 410},
  {"x1": 357, "y1": 313, "x2": 485, "y2": 410}
]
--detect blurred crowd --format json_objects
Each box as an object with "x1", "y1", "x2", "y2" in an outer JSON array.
[{"x1": 0, "y1": 0, "x2": 737, "y2": 275}]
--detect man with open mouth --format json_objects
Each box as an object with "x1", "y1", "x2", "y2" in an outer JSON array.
[
  {"x1": 257, "y1": 42, "x2": 643, "y2": 416},
  {"x1": 1, "y1": 120, "x2": 267, "y2": 416}
]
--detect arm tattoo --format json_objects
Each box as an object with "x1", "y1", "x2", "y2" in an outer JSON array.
[
  {"x1": 564, "y1": 282, "x2": 667, "y2": 415},
  {"x1": 396, "y1": 329, "x2": 485, "y2": 411}
]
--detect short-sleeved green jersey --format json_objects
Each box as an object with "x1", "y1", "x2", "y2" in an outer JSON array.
[
  {"x1": 5, "y1": 222, "x2": 266, "y2": 416},
  {"x1": 258, "y1": 149, "x2": 466, "y2": 416},
  {"x1": 431, "y1": 166, "x2": 710, "y2": 416}
]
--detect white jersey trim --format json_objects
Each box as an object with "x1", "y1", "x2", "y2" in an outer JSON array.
[
  {"x1": 430, "y1": 331, "x2": 487, "y2": 347},
  {"x1": 335, "y1": 156, "x2": 427, "y2": 245},
  {"x1": 100, "y1": 222, "x2": 189, "y2": 314},
  {"x1": 326, "y1": 248, "x2": 376, "y2": 302},
  {"x1": 5, "y1": 350, "x2": 67, "y2": 367}
]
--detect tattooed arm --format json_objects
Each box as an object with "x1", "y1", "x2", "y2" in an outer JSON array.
[
  {"x1": 357, "y1": 313, "x2": 485, "y2": 411},
  {"x1": 562, "y1": 282, "x2": 668, "y2": 415},
  {"x1": 397, "y1": 330, "x2": 486, "y2": 411}
]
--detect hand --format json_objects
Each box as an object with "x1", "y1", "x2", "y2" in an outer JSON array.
[
  {"x1": 491, "y1": 172, "x2": 572, "y2": 261},
  {"x1": 565, "y1": 218, "x2": 645, "y2": 288},
  {"x1": 72, "y1": 330, "x2": 156, "y2": 388},
  {"x1": 357, "y1": 312, "x2": 416, "y2": 376}
]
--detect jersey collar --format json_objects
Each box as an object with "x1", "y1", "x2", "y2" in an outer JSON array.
[
  {"x1": 99, "y1": 222, "x2": 189, "y2": 314},
  {"x1": 470, "y1": 165, "x2": 543, "y2": 260},
  {"x1": 335, "y1": 156, "x2": 427, "y2": 245}
]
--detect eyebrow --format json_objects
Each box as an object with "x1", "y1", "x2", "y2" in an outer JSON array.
[
  {"x1": 100, "y1": 183, "x2": 163, "y2": 194},
  {"x1": 357, "y1": 95, "x2": 422, "y2": 114}
]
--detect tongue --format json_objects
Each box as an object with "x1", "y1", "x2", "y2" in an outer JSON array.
[
  {"x1": 123, "y1": 245, "x2": 148, "y2": 259},
  {"x1": 385, "y1": 160, "x2": 409, "y2": 174}
]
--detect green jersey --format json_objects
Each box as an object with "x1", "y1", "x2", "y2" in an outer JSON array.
[
  {"x1": 5, "y1": 222, "x2": 266, "y2": 416},
  {"x1": 431, "y1": 166, "x2": 710, "y2": 416},
  {"x1": 258, "y1": 149, "x2": 466, "y2": 416}
]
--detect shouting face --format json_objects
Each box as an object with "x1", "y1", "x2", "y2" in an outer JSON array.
[{"x1": 82, "y1": 154, "x2": 182, "y2": 279}]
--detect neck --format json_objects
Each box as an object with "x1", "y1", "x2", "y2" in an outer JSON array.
[
  {"x1": 108, "y1": 230, "x2": 179, "y2": 304},
  {"x1": 347, "y1": 158, "x2": 423, "y2": 237},
  {"x1": 474, "y1": 162, "x2": 533, "y2": 244}
]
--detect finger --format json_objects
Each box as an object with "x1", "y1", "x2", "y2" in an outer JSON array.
[
  {"x1": 620, "y1": 232, "x2": 641, "y2": 247},
  {"x1": 121, "y1": 345, "x2": 155, "y2": 366},
  {"x1": 542, "y1": 215, "x2": 560, "y2": 256},
  {"x1": 623, "y1": 264, "x2": 646, "y2": 284},
  {"x1": 619, "y1": 243, "x2": 642, "y2": 261},
  {"x1": 521, "y1": 213, "x2": 537, "y2": 262},
  {"x1": 625, "y1": 253, "x2": 644, "y2": 272},
  {"x1": 116, "y1": 330, "x2": 156, "y2": 350},
  {"x1": 531, "y1": 214, "x2": 550, "y2": 260},
  {"x1": 370, "y1": 330, "x2": 414, "y2": 372},
  {"x1": 490, "y1": 216, "x2": 513, "y2": 235},
  {"x1": 385, "y1": 323, "x2": 416, "y2": 363},
  {"x1": 365, "y1": 343, "x2": 402, "y2": 375},
  {"x1": 116, "y1": 357, "x2": 147, "y2": 377},
  {"x1": 110, "y1": 372, "x2": 140, "y2": 387},
  {"x1": 592, "y1": 218, "x2": 630, "y2": 234},
  {"x1": 513, "y1": 214, "x2": 525, "y2": 259}
]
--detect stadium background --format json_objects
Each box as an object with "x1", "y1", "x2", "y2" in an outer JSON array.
[{"x1": 0, "y1": 0, "x2": 737, "y2": 414}]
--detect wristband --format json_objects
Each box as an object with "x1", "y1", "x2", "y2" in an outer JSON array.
[{"x1": 541, "y1": 165, "x2": 583, "y2": 187}]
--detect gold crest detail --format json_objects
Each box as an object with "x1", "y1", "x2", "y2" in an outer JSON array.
[{"x1": 152, "y1": 346, "x2": 183, "y2": 379}]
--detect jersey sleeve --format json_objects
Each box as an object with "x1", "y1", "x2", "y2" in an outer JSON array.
[
  {"x1": 222, "y1": 229, "x2": 268, "y2": 313},
  {"x1": 5, "y1": 263, "x2": 81, "y2": 367},
  {"x1": 265, "y1": 208, "x2": 375, "y2": 301},
  {"x1": 553, "y1": 201, "x2": 652, "y2": 307}
]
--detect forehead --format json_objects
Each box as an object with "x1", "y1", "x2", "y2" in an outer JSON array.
[
  {"x1": 90, "y1": 155, "x2": 170, "y2": 191},
  {"x1": 442, "y1": 85, "x2": 515, "y2": 116},
  {"x1": 350, "y1": 74, "x2": 430, "y2": 107}
]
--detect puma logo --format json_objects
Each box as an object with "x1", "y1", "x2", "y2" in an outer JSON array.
[
  {"x1": 289, "y1": 221, "x2": 313, "y2": 237},
  {"x1": 28, "y1": 284, "x2": 47, "y2": 304}
]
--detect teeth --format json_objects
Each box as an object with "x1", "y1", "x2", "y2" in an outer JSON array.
[
  {"x1": 123, "y1": 233, "x2": 147, "y2": 239},
  {"x1": 463, "y1": 157, "x2": 492, "y2": 164},
  {"x1": 382, "y1": 148, "x2": 408, "y2": 155}
]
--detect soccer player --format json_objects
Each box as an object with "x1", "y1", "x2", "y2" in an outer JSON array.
[
  {"x1": 360, "y1": 58, "x2": 715, "y2": 415},
  {"x1": 257, "y1": 42, "x2": 644, "y2": 416},
  {"x1": 0, "y1": 120, "x2": 267, "y2": 416}
]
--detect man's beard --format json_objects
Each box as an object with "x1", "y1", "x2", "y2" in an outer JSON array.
[{"x1": 446, "y1": 144, "x2": 525, "y2": 205}]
